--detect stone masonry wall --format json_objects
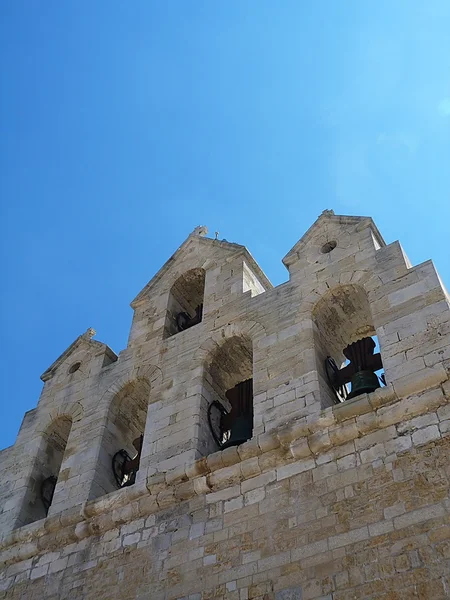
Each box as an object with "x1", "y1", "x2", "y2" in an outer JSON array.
[
  {"x1": 0, "y1": 381, "x2": 449, "y2": 599},
  {"x1": 1, "y1": 213, "x2": 450, "y2": 599}
]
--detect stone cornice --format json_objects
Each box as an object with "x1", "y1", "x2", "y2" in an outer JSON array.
[{"x1": 1, "y1": 364, "x2": 448, "y2": 566}]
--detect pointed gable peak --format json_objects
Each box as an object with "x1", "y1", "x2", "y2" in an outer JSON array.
[
  {"x1": 40, "y1": 328, "x2": 116, "y2": 382},
  {"x1": 282, "y1": 209, "x2": 385, "y2": 267},
  {"x1": 131, "y1": 227, "x2": 270, "y2": 308}
]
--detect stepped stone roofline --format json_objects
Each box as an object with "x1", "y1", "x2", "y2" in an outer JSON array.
[
  {"x1": 282, "y1": 209, "x2": 386, "y2": 267},
  {"x1": 40, "y1": 327, "x2": 117, "y2": 382},
  {"x1": 130, "y1": 231, "x2": 273, "y2": 308},
  {"x1": 1, "y1": 210, "x2": 449, "y2": 599}
]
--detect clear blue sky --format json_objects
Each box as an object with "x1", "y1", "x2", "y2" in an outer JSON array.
[{"x1": 1, "y1": 2, "x2": 449, "y2": 449}]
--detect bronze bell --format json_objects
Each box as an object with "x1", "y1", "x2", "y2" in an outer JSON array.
[
  {"x1": 41, "y1": 475, "x2": 57, "y2": 513},
  {"x1": 207, "y1": 379, "x2": 254, "y2": 450},
  {"x1": 221, "y1": 379, "x2": 253, "y2": 449},
  {"x1": 112, "y1": 434, "x2": 143, "y2": 488},
  {"x1": 221, "y1": 414, "x2": 254, "y2": 450},
  {"x1": 347, "y1": 369, "x2": 380, "y2": 399},
  {"x1": 176, "y1": 304, "x2": 203, "y2": 332},
  {"x1": 326, "y1": 337, "x2": 384, "y2": 402},
  {"x1": 344, "y1": 337, "x2": 381, "y2": 399}
]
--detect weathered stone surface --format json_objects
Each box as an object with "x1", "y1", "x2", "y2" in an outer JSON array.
[
  {"x1": 1, "y1": 213, "x2": 450, "y2": 600},
  {"x1": 275, "y1": 585, "x2": 303, "y2": 599}
]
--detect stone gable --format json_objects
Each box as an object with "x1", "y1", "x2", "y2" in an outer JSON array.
[{"x1": 0, "y1": 212, "x2": 449, "y2": 600}]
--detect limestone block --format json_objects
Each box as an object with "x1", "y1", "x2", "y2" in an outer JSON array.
[
  {"x1": 220, "y1": 446, "x2": 240, "y2": 467},
  {"x1": 328, "y1": 525, "x2": 369, "y2": 550},
  {"x1": 239, "y1": 457, "x2": 261, "y2": 480},
  {"x1": 359, "y1": 443, "x2": 385, "y2": 464},
  {"x1": 308, "y1": 430, "x2": 332, "y2": 455},
  {"x1": 412, "y1": 425, "x2": 441, "y2": 446},
  {"x1": 306, "y1": 410, "x2": 336, "y2": 433},
  {"x1": 258, "y1": 448, "x2": 287, "y2": 471},
  {"x1": 207, "y1": 464, "x2": 242, "y2": 490},
  {"x1": 277, "y1": 419, "x2": 309, "y2": 447},
  {"x1": 257, "y1": 431, "x2": 280, "y2": 453},
  {"x1": 174, "y1": 481, "x2": 196, "y2": 501},
  {"x1": 333, "y1": 395, "x2": 371, "y2": 422},
  {"x1": 193, "y1": 477, "x2": 211, "y2": 496},
  {"x1": 165, "y1": 465, "x2": 188, "y2": 485},
  {"x1": 289, "y1": 438, "x2": 312, "y2": 460},
  {"x1": 328, "y1": 422, "x2": 359, "y2": 447},
  {"x1": 206, "y1": 451, "x2": 224, "y2": 472},
  {"x1": 156, "y1": 488, "x2": 175, "y2": 509},
  {"x1": 276, "y1": 458, "x2": 315, "y2": 481},
  {"x1": 376, "y1": 387, "x2": 445, "y2": 430},
  {"x1": 237, "y1": 438, "x2": 260, "y2": 461},
  {"x1": 355, "y1": 426, "x2": 396, "y2": 451},
  {"x1": 241, "y1": 470, "x2": 276, "y2": 494},
  {"x1": 393, "y1": 502, "x2": 445, "y2": 529},
  {"x1": 146, "y1": 472, "x2": 167, "y2": 494},
  {"x1": 205, "y1": 484, "x2": 241, "y2": 504},
  {"x1": 186, "y1": 457, "x2": 209, "y2": 479},
  {"x1": 397, "y1": 412, "x2": 439, "y2": 434},
  {"x1": 137, "y1": 494, "x2": 159, "y2": 515}
]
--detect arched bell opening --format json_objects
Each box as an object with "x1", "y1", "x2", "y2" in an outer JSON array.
[
  {"x1": 312, "y1": 284, "x2": 385, "y2": 408},
  {"x1": 18, "y1": 416, "x2": 73, "y2": 526},
  {"x1": 164, "y1": 268, "x2": 206, "y2": 338},
  {"x1": 202, "y1": 335, "x2": 254, "y2": 454},
  {"x1": 93, "y1": 379, "x2": 150, "y2": 498}
]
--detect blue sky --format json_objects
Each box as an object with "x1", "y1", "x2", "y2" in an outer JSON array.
[{"x1": 1, "y1": 1, "x2": 449, "y2": 448}]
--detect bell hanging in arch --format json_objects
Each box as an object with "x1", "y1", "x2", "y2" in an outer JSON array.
[
  {"x1": 325, "y1": 337, "x2": 384, "y2": 402},
  {"x1": 347, "y1": 369, "x2": 380, "y2": 399},
  {"x1": 344, "y1": 337, "x2": 381, "y2": 399},
  {"x1": 221, "y1": 414, "x2": 254, "y2": 450},
  {"x1": 207, "y1": 379, "x2": 254, "y2": 450}
]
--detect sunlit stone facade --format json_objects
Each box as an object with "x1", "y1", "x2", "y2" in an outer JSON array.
[{"x1": 1, "y1": 211, "x2": 449, "y2": 599}]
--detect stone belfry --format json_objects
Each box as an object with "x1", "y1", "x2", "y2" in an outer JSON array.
[{"x1": 0, "y1": 211, "x2": 449, "y2": 600}]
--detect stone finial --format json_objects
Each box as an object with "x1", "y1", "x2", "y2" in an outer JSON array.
[
  {"x1": 83, "y1": 327, "x2": 96, "y2": 339},
  {"x1": 192, "y1": 226, "x2": 208, "y2": 237},
  {"x1": 321, "y1": 209, "x2": 335, "y2": 217}
]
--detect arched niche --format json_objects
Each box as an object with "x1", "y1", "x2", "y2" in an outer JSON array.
[
  {"x1": 201, "y1": 335, "x2": 254, "y2": 455},
  {"x1": 92, "y1": 378, "x2": 150, "y2": 499},
  {"x1": 18, "y1": 416, "x2": 72, "y2": 526},
  {"x1": 164, "y1": 268, "x2": 206, "y2": 338},
  {"x1": 312, "y1": 284, "x2": 383, "y2": 408}
]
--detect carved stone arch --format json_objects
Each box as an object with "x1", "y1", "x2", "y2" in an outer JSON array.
[
  {"x1": 167, "y1": 260, "x2": 214, "y2": 287},
  {"x1": 343, "y1": 269, "x2": 373, "y2": 290},
  {"x1": 90, "y1": 363, "x2": 160, "y2": 500},
  {"x1": 311, "y1": 282, "x2": 382, "y2": 409},
  {"x1": 19, "y1": 409, "x2": 76, "y2": 525},
  {"x1": 32, "y1": 402, "x2": 83, "y2": 438},
  {"x1": 164, "y1": 267, "x2": 207, "y2": 338},
  {"x1": 99, "y1": 363, "x2": 161, "y2": 411},
  {"x1": 133, "y1": 363, "x2": 162, "y2": 390},
  {"x1": 49, "y1": 401, "x2": 84, "y2": 424},
  {"x1": 193, "y1": 319, "x2": 266, "y2": 365},
  {"x1": 303, "y1": 270, "x2": 373, "y2": 308},
  {"x1": 195, "y1": 321, "x2": 262, "y2": 456},
  {"x1": 311, "y1": 282, "x2": 376, "y2": 345}
]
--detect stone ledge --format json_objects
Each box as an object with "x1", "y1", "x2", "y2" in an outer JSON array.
[{"x1": 0, "y1": 374, "x2": 448, "y2": 566}]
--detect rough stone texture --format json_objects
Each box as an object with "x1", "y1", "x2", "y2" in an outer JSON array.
[{"x1": 1, "y1": 212, "x2": 450, "y2": 600}]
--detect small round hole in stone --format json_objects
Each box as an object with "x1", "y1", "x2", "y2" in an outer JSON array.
[
  {"x1": 69, "y1": 362, "x2": 81, "y2": 374},
  {"x1": 321, "y1": 240, "x2": 337, "y2": 254}
]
